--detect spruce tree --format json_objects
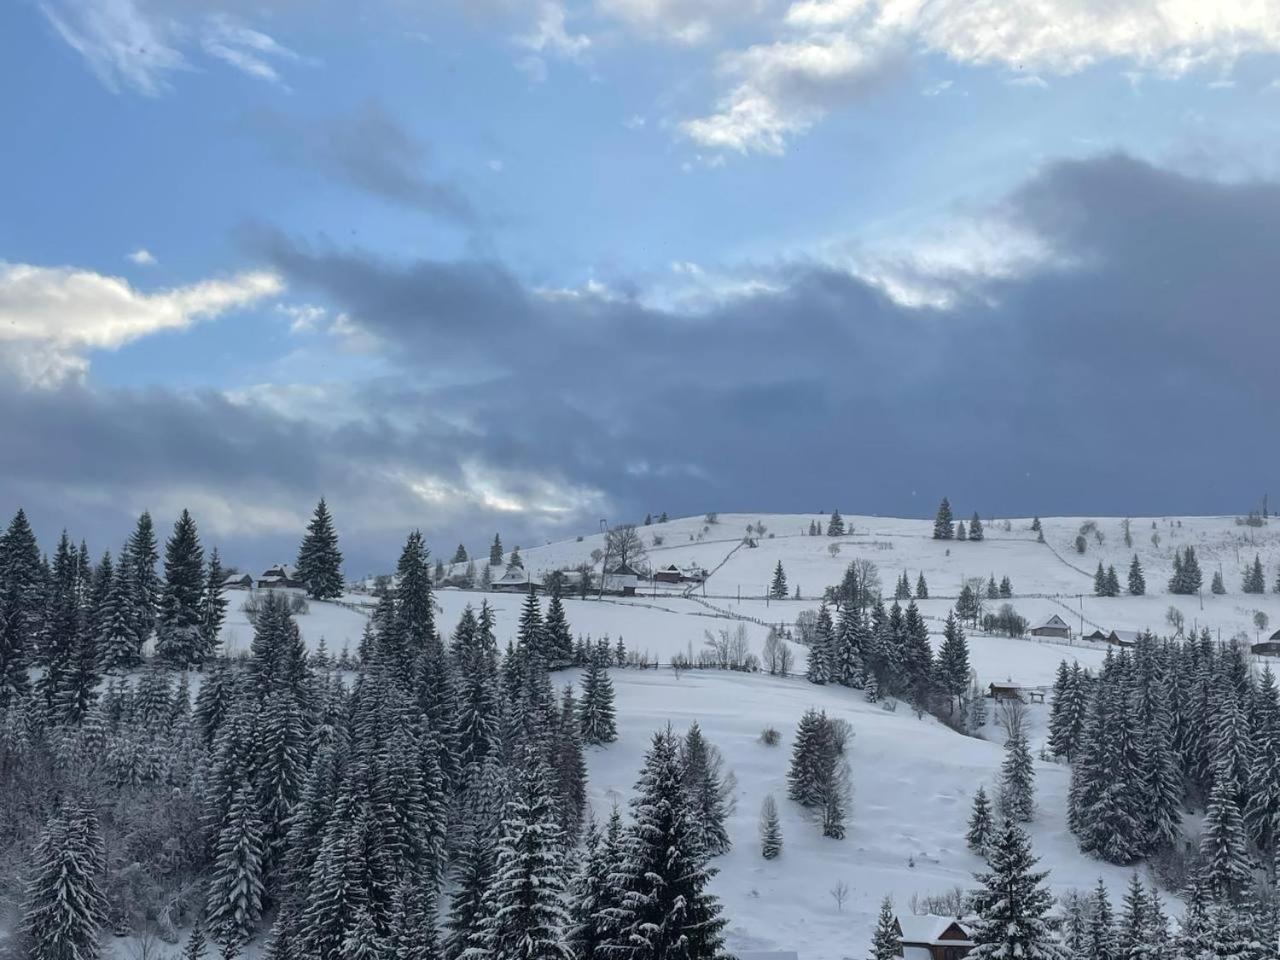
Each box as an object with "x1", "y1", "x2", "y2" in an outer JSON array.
[
  {"x1": 467, "y1": 750, "x2": 572, "y2": 960},
  {"x1": 967, "y1": 786, "x2": 994, "y2": 855},
  {"x1": 157, "y1": 509, "x2": 205, "y2": 666},
  {"x1": 1199, "y1": 758, "x2": 1253, "y2": 901},
  {"x1": 489, "y1": 534, "x2": 503, "y2": 568},
  {"x1": 938, "y1": 612, "x2": 971, "y2": 714},
  {"x1": 915, "y1": 572, "x2": 929, "y2": 599},
  {"x1": 125, "y1": 510, "x2": 160, "y2": 644},
  {"x1": 770, "y1": 561, "x2": 788, "y2": 600},
  {"x1": 1127, "y1": 555, "x2": 1145, "y2": 596},
  {"x1": 967, "y1": 823, "x2": 1058, "y2": 960},
  {"x1": 827, "y1": 511, "x2": 845, "y2": 537},
  {"x1": 206, "y1": 782, "x2": 266, "y2": 955},
  {"x1": 1244, "y1": 555, "x2": 1265, "y2": 594},
  {"x1": 201, "y1": 548, "x2": 228, "y2": 661},
  {"x1": 957, "y1": 520, "x2": 968, "y2": 541},
  {"x1": 1114, "y1": 874, "x2": 1150, "y2": 960},
  {"x1": 607, "y1": 727, "x2": 728, "y2": 960},
  {"x1": 578, "y1": 647, "x2": 618, "y2": 745},
  {"x1": 681, "y1": 722, "x2": 732, "y2": 859},
  {"x1": 297, "y1": 498, "x2": 344, "y2": 600},
  {"x1": 1211, "y1": 570, "x2": 1225, "y2": 595},
  {"x1": 1105, "y1": 565, "x2": 1121, "y2": 597},
  {"x1": 998, "y1": 728, "x2": 1035, "y2": 823},
  {"x1": 544, "y1": 585, "x2": 574, "y2": 667},
  {"x1": 0, "y1": 508, "x2": 42, "y2": 704},
  {"x1": 869, "y1": 896, "x2": 901, "y2": 960},
  {"x1": 933, "y1": 498, "x2": 954, "y2": 540},
  {"x1": 20, "y1": 801, "x2": 108, "y2": 960},
  {"x1": 759, "y1": 795, "x2": 782, "y2": 859},
  {"x1": 806, "y1": 602, "x2": 833, "y2": 685},
  {"x1": 1095, "y1": 562, "x2": 1108, "y2": 597},
  {"x1": 999, "y1": 575, "x2": 1012, "y2": 598},
  {"x1": 969, "y1": 512, "x2": 984, "y2": 541},
  {"x1": 182, "y1": 919, "x2": 207, "y2": 960}
]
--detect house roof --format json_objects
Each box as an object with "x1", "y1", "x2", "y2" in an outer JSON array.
[
  {"x1": 1268, "y1": 629, "x2": 1280, "y2": 642},
  {"x1": 896, "y1": 915, "x2": 972, "y2": 946},
  {"x1": 607, "y1": 563, "x2": 641, "y2": 577},
  {"x1": 1033, "y1": 614, "x2": 1069, "y2": 630},
  {"x1": 1110, "y1": 629, "x2": 1141, "y2": 644},
  {"x1": 496, "y1": 568, "x2": 531, "y2": 584},
  {"x1": 222, "y1": 573, "x2": 251, "y2": 584},
  {"x1": 262, "y1": 563, "x2": 296, "y2": 579}
]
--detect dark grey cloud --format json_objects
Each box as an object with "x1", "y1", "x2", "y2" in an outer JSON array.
[
  {"x1": 241, "y1": 102, "x2": 478, "y2": 225},
  {"x1": 4, "y1": 153, "x2": 1279, "y2": 573},
  {"x1": 253, "y1": 153, "x2": 1280, "y2": 521}
]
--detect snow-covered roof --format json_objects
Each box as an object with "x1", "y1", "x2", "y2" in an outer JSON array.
[
  {"x1": 1033, "y1": 614, "x2": 1069, "y2": 630},
  {"x1": 1110, "y1": 629, "x2": 1141, "y2": 644},
  {"x1": 262, "y1": 563, "x2": 296, "y2": 579},
  {"x1": 897, "y1": 915, "x2": 972, "y2": 946},
  {"x1": 607, "y1": 562, "x2": 641, "y2": 577},
  {"x1": 496, "y1": 568, "x2": 531, "y2": 584},
  {"x1": 222, "y1": 572, "x2": 251, "y2": 584}
]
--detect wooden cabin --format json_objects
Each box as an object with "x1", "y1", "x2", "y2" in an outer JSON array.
[
  {"x1": 896, "y1": 915, "x2": 974, "y2": 960},
  {"x1": 1029, "y1": 614, "x2": 1071, "y2": 640}
]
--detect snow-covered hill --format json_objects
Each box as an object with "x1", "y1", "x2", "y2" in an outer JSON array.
[{"x1": 215, "y1": 511, "x2": 1280, "y2": 960}]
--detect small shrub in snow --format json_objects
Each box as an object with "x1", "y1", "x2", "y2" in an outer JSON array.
[{"x1": 759, "y1": 726, "x2": 780, "y2": 746}]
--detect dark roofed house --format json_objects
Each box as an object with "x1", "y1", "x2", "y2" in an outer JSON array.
[
  {"x1": 493, "y1": 567, "x2": 536, "y2": 593},
  {"x1": 654, "y1": 563, "x2": 683, "y2": 584},
  {"x1": 1253, "y1": 630, "x2": 1280, "y2": 656},
  {"x1": 258, "y1": 563, "x2": 303, "y2": 590},
  {"x1": 1083, "y1": 628, "x2": 1110, "y2": 644},
  {"x1": 1029, "y1": 614, "x2": 1071, "y2": 640},
  {"x1": 222, "y1": 572, "x2": 253, "y2": 590},
  {"x1": 988, "y1": 682, "x2": 1023, "y2": 701},
  {"x1": 603, "y1": 563, "x2": 640, "y2": 596},
  {"x1": 896, "y1": 915, "x2": 974, "y2": 960}
]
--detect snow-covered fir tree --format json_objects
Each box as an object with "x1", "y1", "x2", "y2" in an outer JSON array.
[
  {"x1": 827, "y1": 510, "x2": 845, "y2": 537},
  {"x1": 933, "y1": 498, "x2": 954, "y2": 539},
  {"x1": 296, "y1": 497, "x2": 344, "y2": 600},
  {"x1": 21, "y1": 801, "x2": 108, "y2": 960},
  {"x1": 1127, "y1": 555, "x2": 1145, "y2": 596},
  {"x1": 967, "y1": 786, "x2": 994, "y2": 855},
  {"x1": 770, "y1": 561, "x2": 788, "y2": 600},
  {"x1": 759, "y1": 795, "x2": 781, "y2": 859},
  {"x1": 156, "y1": 509, "x2": 205, "y2": 665},
  {"x1": 606, "y1": 727, "x2": 728, "y2": 960},
  {"x1": 680, "y1": 722, "x2": 734, "y2": 858},
  {"x1": 869, "y1": 896, "x2": 901, "y2": 960},
  {"x1": 967, "y1": 823, "x2": 1060, "y2": 960}
]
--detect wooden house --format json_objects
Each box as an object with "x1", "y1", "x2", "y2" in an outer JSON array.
[
  {"x1": 1253, "y1": 630, "x2": 1280, "y2": 656},
  {"x1": 896, "y1": 915, "x2": 974, "y2": 960},
  {"x1": 221, "y1": 572, "x2": 253, "y2": 590},
  {"x1": 603, "y1": 562, "x2": 640, "y2": 596},
  {"x1": 1029, "y1": 614, "x2": 1071, "y2": 640},
  {"x1": 654, "y1": 563, "x2": 684, "y2": 584},
  {"x1": 258, "y1": 563, "x2": 304, "y2": 590}
]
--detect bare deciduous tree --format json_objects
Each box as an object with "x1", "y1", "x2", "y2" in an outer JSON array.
[
  {"x1": 605, "y1": 524, "x2": 648, "y2": 570},
  {"x1": 831, "y1": 880, "x2": 850, "y2": 912}
]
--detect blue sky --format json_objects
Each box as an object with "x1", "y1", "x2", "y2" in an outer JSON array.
[{"x1": 4, "y1": 0, "x2": 1280, "y2": 572}]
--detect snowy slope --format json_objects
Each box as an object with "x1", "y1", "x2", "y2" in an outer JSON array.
[{"x1": 208, "y1": 510, "x2": 1280, "y2": 960}]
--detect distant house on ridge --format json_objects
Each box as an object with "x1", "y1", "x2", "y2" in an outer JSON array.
[
  {"x1": 603, "y1": 562, "x2": 640, "y2": 596},
  {"x1": 222, "y1": 572, "x2": 253, "y2": 590}
]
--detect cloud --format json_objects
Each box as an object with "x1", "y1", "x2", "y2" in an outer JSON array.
[
  {"x1": 682, "y1": 31, "x2": 903, "y2": 153},
  {"x1": 127, "y1": 248, "x2": 158, "y2": 265},
  {"x1": 9, "y1": 155, "x2": 1280, "y2": 570},
  {"x1": 199, "y1": 14, "x2": 302, "y2": 85},
  {"x1": 686, "y1": 0, "x2": 1280, "y2": 153},
  {"x1": 595, "y1": 0, "x2": 768, "y2": 43},
  {"x1": 39, "y1": 0, "x2": 187, "y2": 96},
  {"x1": 241, "y1": 102, "x2": 477, "y2": 224},
  {"x1": 0, "y1": 262, "x2": 282, "y2": 386},
  {"x1": 40, "y1": 0, "x2": 301, "y2": 94}
]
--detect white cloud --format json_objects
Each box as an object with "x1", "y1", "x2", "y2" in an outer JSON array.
[
  {"x1": 40, "y1": 0, "x2": 301, "y2": 94},
  {"x1": 39, "y1": 0, "x2": 186, "y2": 96},
  {"x1": 684, "y1": 0, "x2": 1280, "y2": 154},
  {"x1": 682, "y1": 31, "x2": 898, "y2": 153},
  {"x1": 200, "y1": 15, "x2": 301, "y2": 86},
  {"x1": 275, "y1": 302, "x2": 326, "y2": 333},
  {"x1": 595, "y1": 0, "x2": 768, "y2": 43},
  {"x1": 1007, "y1": 74, "x2": 1049, "y2": 88},
  {"x1": 0, "y1": 262, "x2": 282, "y2": 386},
  {"x1": 517, "y1": 1, "x2": 592, "y2": 57},
  {"x1": 922, "y1": 78, "x2": 952, "y2": 95},
  {"x1": 127, "y1": 247, "x2": 158, "y2": 265}
]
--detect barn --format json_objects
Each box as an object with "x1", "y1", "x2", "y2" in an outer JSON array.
[
  {"x1": 896, "y1": 915, "x2": 974, "y2": 960},
  {"x1": 1029, "y1": 614, "x2": 1071, "y2": 640},
  {"x1": 654, "y1": 563, "x2": 683, "y2": 584}
]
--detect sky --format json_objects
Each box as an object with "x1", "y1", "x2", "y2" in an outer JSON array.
[{"x1": 4, "y1": 0, "x2": 1280, "y2": 574}]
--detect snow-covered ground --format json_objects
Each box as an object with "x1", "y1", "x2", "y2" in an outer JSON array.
[{"x1": 212, "y1": 511, "x2": 1280, "y2": 960}]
